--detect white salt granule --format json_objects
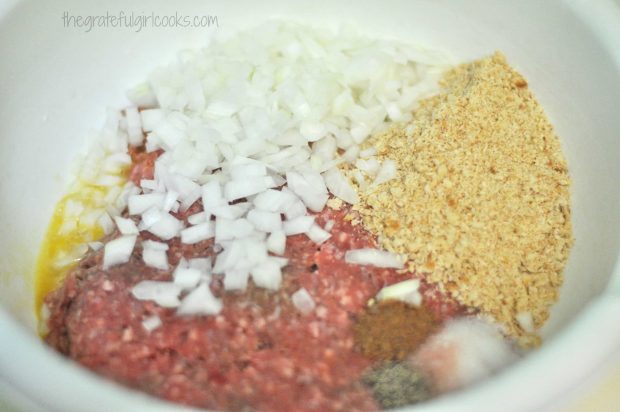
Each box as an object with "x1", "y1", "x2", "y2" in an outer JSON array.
[{"x1": 410, "y1": 317, "x2": 520, "y2": 393}]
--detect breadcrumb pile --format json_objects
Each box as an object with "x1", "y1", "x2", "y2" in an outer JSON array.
[{"x1": 353, "y1": 52, "x2": 573, "y2": 346}]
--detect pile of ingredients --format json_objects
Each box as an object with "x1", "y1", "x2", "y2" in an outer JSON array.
[{"x1": 36, "y1": 22, "x2": 573, "y2": 411}]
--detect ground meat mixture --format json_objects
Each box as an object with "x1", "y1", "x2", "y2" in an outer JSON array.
[{"x1": 45, "y1": 198, "x2": 465, "y2": 411}]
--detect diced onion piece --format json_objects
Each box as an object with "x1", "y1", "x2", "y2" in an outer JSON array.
[
  {"x1": 516, "y1": 311, "x2": 535, "y2": 333},
  {"x1": 173, "y1": 266, "x2": 202, "y2": 290},
  {"x1": 247, "y1": 209, "x2": 282, "y2": 233},
  {"x1": 125, "y1": 106, "x2": 144, "y2": 146},
  {"x1": 88, "y1": 241, "x2": 104, "y2": 251},
  {"x1": 98, "y1": 212, "x2": 115, "y2": 235},
  {"x1": 215, "y1": 218, "x2": 254, "y2": 242},
  {"x1": 181, "y1": 222, "x2": 215, "y2": 244},
  {"x1": 206, "y1": 101, "x2": 237, "y2": 117},
  {"x1": 213, "y1": 241, "x2": 245, "y2": 274},
  {"x1": 177, "y1": 283, "x2": 223, "y2": 315},
  {"x1": 305, "y1": 223, "x2": 331, "y2": 244},
  {"x1": 128, "y1": 193, "x2": 165, "y2": 215},
  {"x1": 142, "y1": 240, "x2": 169, "y2": 270},
  {"x1": 187, "y1": 212, "x2": 207, "y2": 225},
  {"x1": 283, "y1": 215, "x2": 315, "y2": 235},
  {"x1": 142, "y1": 240, "x2": 169, "y2": 250},
  {"x1": 373, "y1": 159, "x2": 397, "y2": 186},
  {"x1": 162, "y1": 191, "x2": 179, "y2": 212},
  {"x1": 292, "y1": 288, "x2": 316, "y2": 315},
  {"x1": 244, "y1": 238, "x2": 268, "y2": 266},
  {"x1": 147, "y1": 213, "x2": 183, "y2": 240},
  {"x1": 324, "y1": 220, "x2": 335, "y2": 232},
  {"x1": 359, "y1": 147, "x2": 377, "y2": 158},
  {"x1": 141, "y1": 179, "x2": 158, "y2": 191},
  {"x1": 267, "y1": 231, "x2": 286, "y2": 255},
  {"x1": 114, "y1": 216, "x2": 139, "y2": 235},
  {"x1": 286, "y1": 171, "x2": 328, "y2": 212},
  {"x1": 127, "y1": 83, "x2": 158, "y2": 109},
  {"x1": 344, "y1": 248, "x2": 405, "y2": 269},
  {"x1": 141, "y1": 315, "x2": 162, "y2": 332},
  {"x1": 202, "y1": 180, "x2": 224, "y2": 209},
  {"x1": 376, "y1": 279, "x2": 422, "y2": 306},
  {"x1": 323, "y1": 168, "x2": 358, "y2": 204},
  {"x1": 229, "y1": 157, "x2": 267, "y2": 180},
  {"x1": 189, "y1": 257, "x2": 212, "y2": 274},
  {"x1": 253, "y1": 189, "x2": 296, "y2": 212},
  {"x1": 211, "y1": 203, "x2": 251, "y2": 219},
  {"x1": 224, "y1": 178, "x2": 268, "y2": 202},
  {"x1": 356, "y1": 157, "x2": 380, "y2": 177},
  {"x1": 300, "y1": 120, "x2": 327, "y2": 142},
  {"x1": 140, "y1": 206, "x2": 163, "y2": 230},
  {"x1": 103, "y1": 235, "x2": 137, "y2": 269},
  {"x1": 283, "y1": 199, "x2": 307, "y2": 220},
  {"x1": 251, "y1": 259, "x2": 283, "y2": 290},
  {"x1": 224, "y1": 268, "x2": 250, "y2": 291},
  {"x1": 132, "y1": 280, "x2": 182, "y2": 308}
]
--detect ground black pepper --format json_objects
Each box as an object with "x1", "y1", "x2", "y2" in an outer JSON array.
[{"x1": 363, "y1": 362, "x2": 432, "y2": 408}]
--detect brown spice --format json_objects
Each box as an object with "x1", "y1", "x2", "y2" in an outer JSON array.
[
  {"x1": 354, "y1": 301, "x2": 438, "y2": 361},
  {"x1": 352, "y1": 52, "x2": 573, "y2": 347}
]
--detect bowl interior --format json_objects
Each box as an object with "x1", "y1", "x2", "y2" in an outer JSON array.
[{"x1": 0, "y1": 0, "x2": 619, "y2": 411}]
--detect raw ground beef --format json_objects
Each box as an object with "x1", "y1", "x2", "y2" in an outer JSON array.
[{"x1": 44, "y1": 148, "x2": 467, "y2": 411}]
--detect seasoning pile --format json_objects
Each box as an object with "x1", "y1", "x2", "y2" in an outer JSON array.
[
  {"x1": 353, "y1": 300, "x2": 437, "y2": 361},
  {"x1": 352, "y1": 52, "x2": 573, "y2": 346}
]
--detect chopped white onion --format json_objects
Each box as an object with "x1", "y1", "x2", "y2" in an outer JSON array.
[
  {"x1": 131, "y1": 280, "x2": 182, "y2": 308},
  {"x1": 283, "y1": 199, "x2": 308, "y2": 220},
  {"x1": 189, "y1": 257, "x2": 212, "y2": 274},
  {"x1": 224, "y1": 268, "x2": 250, "y2": 291},
  {"x1": 147, "y1": 213, "x2": 183, "y2": 240},
  {"x1": 323, "y1": 168, "x2": 359, "y2": 204},
  {"x1": 224, "y1": 178, "x2": 268, "y2": 202},
  {"x1": 344, "y1": 248, "x2": 405, "y2": 269},
  {"x1": 516, "y1": 312, "x2": 535, "y2": 333},
  {"x1": 113, "y1": 216, "x2": 139, "y2": 235},
  {"x1": 141, "y1": 315, "x2": 162, "y2": 332},
  {"x1": 253, "y1": 189, "x2": 296, "y2": 213},
  {"x1": 286, "y1": 171, "x2": 328, "y2": 212},
  {"x1": 88, "y1": 241, "x2": 104, "y2": 251},
  {"x1": 292, "y1": 288, "x2": 316, "y2": 315},
  {"x1": 79, "y1": 22, "x2": 447, "y2": 317},
  {"x1": 142, "y1": 240, "x2": 169, "y2": 270},
  {"x1": 140, "y1": 206, "x2": 163, "y2": 229},
  {"x1": 202, "y1": 180, "x2": 225, "y2": 209},
  {"x1": 177, "y1": 282, "x2": 223, "y2": 315},
  {"x1": 373, "y1": 159, "x2": 397, "y2": 186},
  {"x1": 128, "y1": 193, "x2": 165, "y2": 215},
  {"x1": 173, "y1": 266, "x2": 202, "y2": 290},
  {"x1": 324, "y1": 220, "x2": 335, "y2": 232},
  {"x1": 267, "y1": 231, "x2": 286, "y2": 255},
  {"x1": 283, "y1": 215, "x2": 315, "y2": 235},
  {"x1": 187, "y1": 212, "x2": 207, "y2": 225},
  {"x1": 98, "y1": 212, "x2": 115, "y2": 235},
  {"x1": 305, "y1": 223, "x2": 331, "y2": 244},
  {"x1": 251, "y1": 258, "x2": 283, "y2": 290},
  {"x1": 247, "y1": 209, "x2": 282, "y2": 233},
  {"x1": 376, "y1": 279, "x2": 422, "y2": 306},
  {"x1": 125, "y1": 106, "x2": 143, "y2": 146},
  {"x1": 181, "y1": 222, "x2": 215, "y2": 244},
  {"x1": 103, "y1": 235, "x2": 137, "y2": 269}
]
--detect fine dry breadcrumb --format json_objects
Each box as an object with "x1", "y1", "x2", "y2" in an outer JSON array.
[{"x1": 352, "y1": 52, "x2": 573, "y2": 346}]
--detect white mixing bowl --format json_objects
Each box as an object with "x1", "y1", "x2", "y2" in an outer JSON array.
[{"x1": 1, "y1": 0, "x2": 619, "y2": 410}]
